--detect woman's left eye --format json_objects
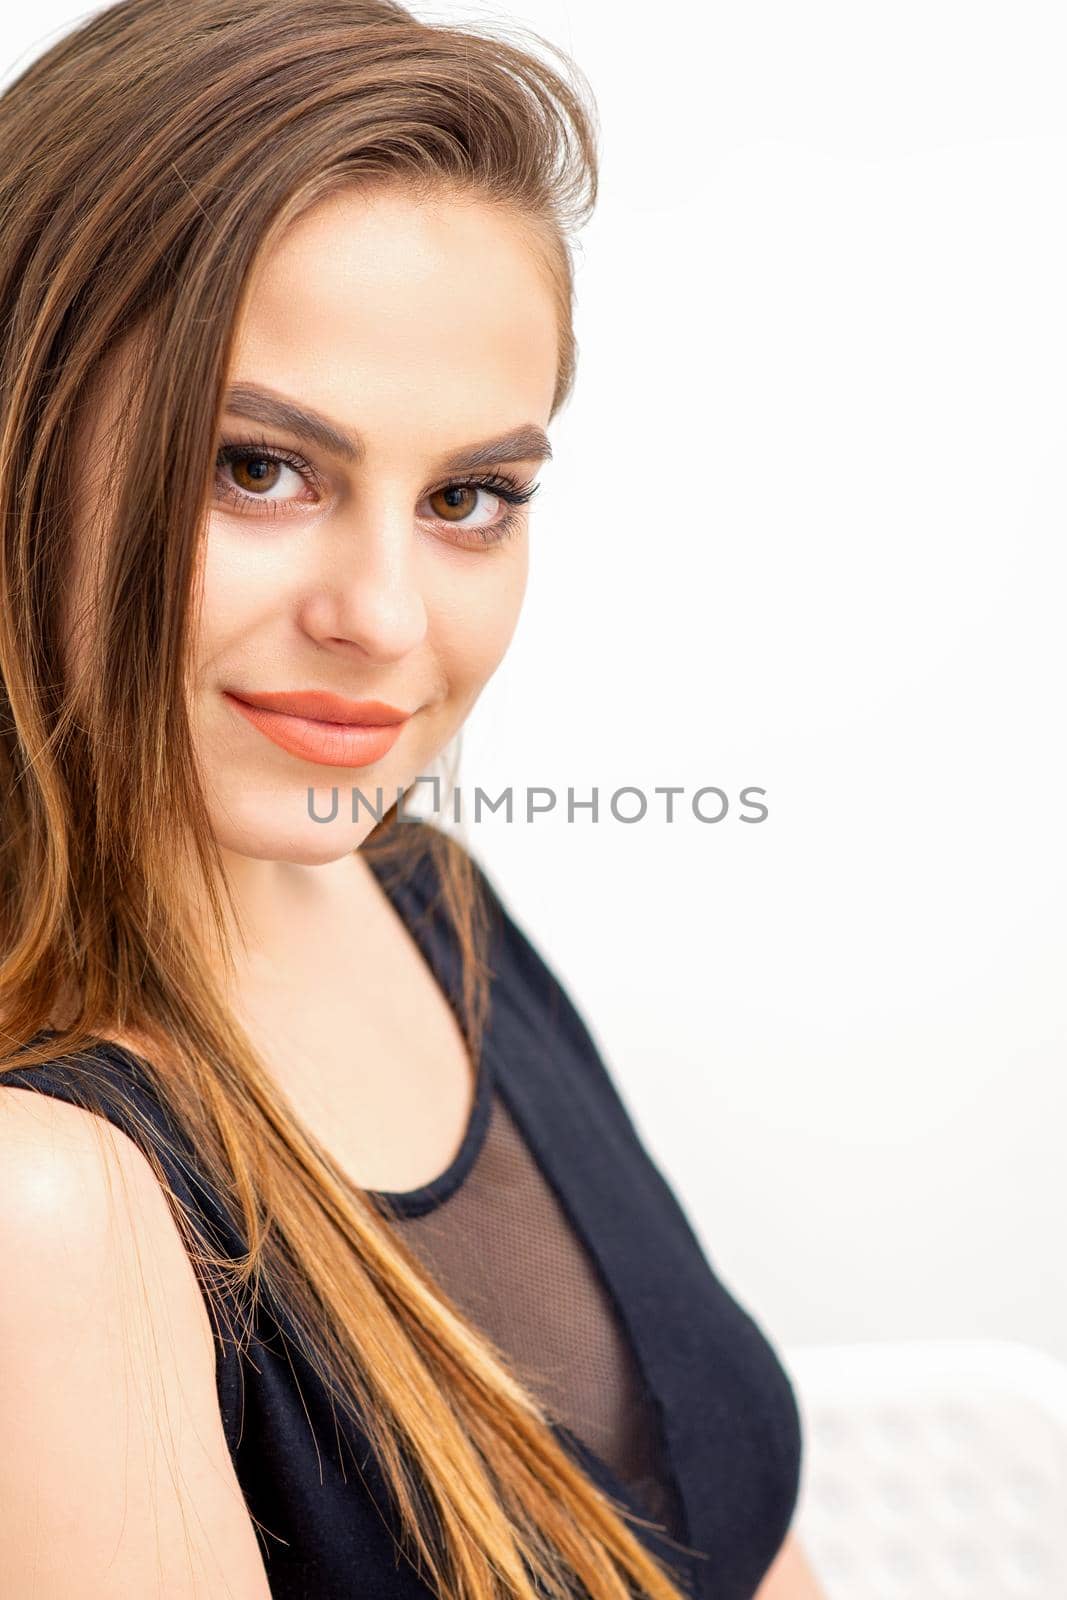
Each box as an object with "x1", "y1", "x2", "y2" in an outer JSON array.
[{"x1": 419, "y1": 476, "x2": 539, "y2": 544}]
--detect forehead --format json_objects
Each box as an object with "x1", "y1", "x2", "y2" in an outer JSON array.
[{"x1": 231, "y1": 186, "x2": 560, "y2": 450}]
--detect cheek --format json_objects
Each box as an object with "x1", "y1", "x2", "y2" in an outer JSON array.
[
  {"x1": 187, "y1": 519, "x2": 275, "y2": 681},
  {"x1": 433, "y1": 541, "x2": 529, "y2": 695}
]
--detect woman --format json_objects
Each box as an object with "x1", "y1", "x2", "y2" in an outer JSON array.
[{"x1": 0, "y1": 2, "x2": 824, "y2": 1596}]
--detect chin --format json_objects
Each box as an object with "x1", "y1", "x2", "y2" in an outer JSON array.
[{"x1": 205, "y1": 793, "x2": 380, "y2": 865}]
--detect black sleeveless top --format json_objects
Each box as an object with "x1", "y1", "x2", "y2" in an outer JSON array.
[{"x1": 3, "y1": 826, "x2": 802, "y2": 1599}]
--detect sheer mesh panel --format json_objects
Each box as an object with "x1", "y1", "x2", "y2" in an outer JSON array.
[{"x1": 382, "y1": 1089, "x2": 685, "y2": 1544}]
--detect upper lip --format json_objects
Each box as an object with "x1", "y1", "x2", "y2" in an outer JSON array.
[{"x1": 227, "y1": 689, "x2": 412, "y2": 725}]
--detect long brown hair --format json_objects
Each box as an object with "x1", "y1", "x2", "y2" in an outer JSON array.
[{"x1": 0, "y1": 3, "x2": 694, "y2": 1596}]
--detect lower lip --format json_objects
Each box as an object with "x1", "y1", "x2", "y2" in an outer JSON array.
[{"x1": 224, "y1": 693, "x2": 408, "y2": 768}]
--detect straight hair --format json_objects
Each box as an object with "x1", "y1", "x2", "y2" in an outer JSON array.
[{"x1": 0, "y1": 3, "x2": 696, "y2": 1597}]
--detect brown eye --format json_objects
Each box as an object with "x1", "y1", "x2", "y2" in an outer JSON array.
[
  {"x1": 429, "y1": 484, "x2": 484, "y2": 522},
  {"x1": 214, "y1": 442, "x2": 320, "y2": 516},
  {"x1": 231, "y1": 453, "x2": 283, "y2": 495},
  {"x1": 419, "y1": 476, "x2": 535, "y2": 545}
]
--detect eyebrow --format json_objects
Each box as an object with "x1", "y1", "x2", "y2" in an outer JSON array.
[{"x1": 222, "y1": 382, "x2": 552, "y2": 473}]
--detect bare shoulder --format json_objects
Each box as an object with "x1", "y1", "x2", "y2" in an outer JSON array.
[{"x1": 0, "y1": 1084, "x2": 272, "y2": 1598}]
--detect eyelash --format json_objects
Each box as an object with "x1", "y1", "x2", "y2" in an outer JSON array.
[{"x1": 213, "y1": 434, "x2": 539, "y2": 546}]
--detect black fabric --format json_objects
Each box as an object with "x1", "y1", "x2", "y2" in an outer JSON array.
[
  {"x1": 378, "y1": 1085, "x2": 688, "y2": 1550},
  {"x1": 2, "y1": 822, "x2": 802, "y2": 1599}
]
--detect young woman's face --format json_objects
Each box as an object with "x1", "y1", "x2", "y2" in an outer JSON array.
[
  {"x1": 203, "y1": 185, "x2": 558, "y2": 862},
  {"x1": 73, "y1": 185, "x2": 559, "y2": 865}
]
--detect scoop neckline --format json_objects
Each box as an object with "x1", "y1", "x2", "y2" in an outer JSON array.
[
  {"x1": 65, "y1": 825, "x2": 495, "y2": 1224},
  {"x1": 366, "y1": 1035, "x2": 496, "y2": 1220},
  {"x1": 88, "y1": 1028, "x2": 497, "y2": 1224}
]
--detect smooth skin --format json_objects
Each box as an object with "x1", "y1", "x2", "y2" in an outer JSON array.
[{"x1": 1, "y1": 185, "x2": 825, "y2": 1595}]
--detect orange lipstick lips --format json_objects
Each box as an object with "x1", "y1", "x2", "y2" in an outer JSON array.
[{"x1": 224, "y1": 688, "x2": 411, "y2": 768}]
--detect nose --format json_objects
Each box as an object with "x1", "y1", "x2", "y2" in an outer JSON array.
[{"x1": 297, "y1": 501, "x2": 428, "y2": 663}]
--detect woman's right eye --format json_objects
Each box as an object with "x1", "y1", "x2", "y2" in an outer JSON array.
[{"x1": 214, "y1": 441, "x2": 322, "y2": 516}]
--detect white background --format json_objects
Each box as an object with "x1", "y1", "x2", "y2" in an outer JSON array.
[{"x1": 10, "y1": 3, "x2": 1066, "y2": 1366}]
